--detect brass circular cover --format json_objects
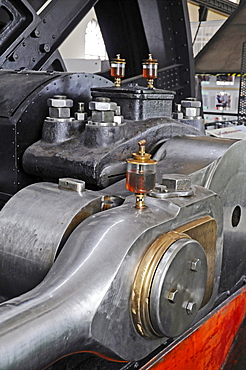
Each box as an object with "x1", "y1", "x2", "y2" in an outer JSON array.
[
  {"x1": 111, "y1": 54, "x2": 126, "y2": 64},
  {"x1": 131, "y1": 230, "x2": 191, "y2": 338},
  {"x1": 126, "y1": 155, "x2": 157, "y2": 165}
]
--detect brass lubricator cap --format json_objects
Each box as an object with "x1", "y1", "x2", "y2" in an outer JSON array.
[
  {"x1": 126, "y1": 140, "x2": 157, "y2": 209},
  {"x1": 127, "y1": 140, "x2": 156, "y2": 165},
  {"x1": 110, "y1": 54, "x2": 126, "y2": 87}
]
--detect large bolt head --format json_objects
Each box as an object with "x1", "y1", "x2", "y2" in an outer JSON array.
[
  {"x1": 161, "y1": 174, "x2": 192, "y2": 192},
  {"x1": 49, "y1": 107, "x2": 70, "y2": 118},
  {"x1": 91, "y1": 110, "x2": 114, "y2": 123},
  {"x1": 89, "y1": 100, "x2": 117, "y2": 111},
  {"x1": 47, "y1": 96, "x2": 73, "y2": 108}
]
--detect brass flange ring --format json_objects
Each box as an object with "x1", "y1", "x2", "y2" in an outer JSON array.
[{"x1": 131, "y1": 230, "x2": 191, "y2": 338}]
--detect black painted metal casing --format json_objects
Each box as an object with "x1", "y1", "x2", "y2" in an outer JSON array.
[
  {"x1": 0, "y1": 70, "x2": 112, "y2": 208},
  {"x1": 91, "y1": 86, "x2": 175, "y2": 121}
]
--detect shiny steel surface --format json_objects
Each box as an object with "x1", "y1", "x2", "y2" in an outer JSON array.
[
  {"x1": 205, "y1": 140, "x2": 246, "y2": 292},
  {"x1": 131, "y1": 230, "x2": 191, "y2": 338},
  {"x1": 155, "y1": 137, "x2": 246, "y2": 296},
  {"x1": 154, "y1": 136, "x2": 236, "y2": 185},
  {"x1": 149, "y1": 238, "x2": 207, "y2": 338},
  {"x1": 0, "y1": 182, "x2": 102, "y2": 299},
  {"x1": 0, "y1": 185, "x2": 222, "y2": 368}
]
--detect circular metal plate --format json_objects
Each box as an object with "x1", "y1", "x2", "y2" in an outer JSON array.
[{"x1": 149, "y1": 238, "x2": 207, "y2": 338}]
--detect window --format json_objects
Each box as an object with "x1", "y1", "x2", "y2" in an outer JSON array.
[{"x1": 85, "y1": 19, "x2": 107, "y2": 60}]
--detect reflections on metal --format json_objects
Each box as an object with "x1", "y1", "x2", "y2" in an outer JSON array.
[
  {"x1": 0, "y1": 186, "x2": 222, "y2": 368},
  {"x1": 0, "y1": 182, "x2": 104, "y2": 300},
  {"x1": 131, "y1": 230, "x2": 191, "y2": 338},
  {"x1": 132, "y1": 216, "x2": 217, "y2": 339}
]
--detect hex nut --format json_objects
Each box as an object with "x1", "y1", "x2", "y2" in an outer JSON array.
[
  {"x1": 172, "y1": 112, "x2": 184, "y2": 119},
  {"x1": 184, "y1": 107, "x2": 200, "y2": 117},
  {"x1": 91, "y1": 110, "x2": 114, "y2": 123},
  {"x1": 161, "y1": 174, "x2": 192, "y2": 192},
  {"x1": 113, "y1": 115, "x2": 123, "y2": 124},
  {"x1": 89, "y1": 101, "x2": 118, "y2": 111},
  {"x1": 49, "y1": 107, "x2": 70, "y2": 118},
  {"x1": 181, "y1": 99, "x2": 201, "y2": 108},
  {"x1": 75, "y1": 112, "x2": 87, "y2": 121},
  {"x1": 47, "y1": 97, "x2": 73, "y2": 108},
  {"x1": 186, "y1": 301, "x2": 197, "y2": 315}
]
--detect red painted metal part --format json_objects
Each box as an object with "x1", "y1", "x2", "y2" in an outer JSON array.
[{"x1": 141, "y1": 286, "x2": 246, "y2": 370}]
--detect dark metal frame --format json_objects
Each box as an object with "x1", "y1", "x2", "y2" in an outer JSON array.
[
  {"x1": 0, "y1": 0, "x2": 196, "y2": 99},
  {"x1": 95, "y1": 0, "x2": 195, "y2": 100},
  {"x1": 0, "y1": 0, "x2": 99, "y2": 71}
]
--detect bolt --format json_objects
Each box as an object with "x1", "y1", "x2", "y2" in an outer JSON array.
[
  {"x1": 32, "y1": 28, "x2": 41, "y2": 38},
  {"x1": 89, "y1": 100, "x2": 117, "y2": 112},
  {"x1": 167, "y1": 289, "x2": 178, "y2": 303},
  {"x1": 161, "y1": 174, "x2": 192, "y2": 192},
  {"x1": 9, "y1": 52, "x2": 18, "y2": 61},
  {"x1": 190, "y1": 258, "x2": 201, "y2": 272},
  {"x1": 47, "y1": 96, "x2": 73, "y2": 108},
  {"x1": 77, "y1": 102, "x2": 85, "y2": 112},
  {"x1": 40, "y1": 43, "x2": 50, "y2": 53},
  {"x1": 186, "y1": 302, "x2": 197, "y2": 315}
]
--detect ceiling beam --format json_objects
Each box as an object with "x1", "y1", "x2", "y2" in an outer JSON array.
[{"x1": 188, "y1": 0, "x2": 238, "y2": 16}]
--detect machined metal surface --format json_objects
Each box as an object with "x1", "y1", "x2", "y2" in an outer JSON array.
[
  {"x1": 0, "y1": 185, "x2": 222, "y2": 368},
  {"x1": 0, "y1": 181, "x2": 103, "y2": 300},
  {"x1": 153, "y1": 135, "x2": 237, "y2": 184},
  {"x1": 149, "y1": 238, "x2": 207, "y2": 338},
  {"x1": 155, "y1": 137, "x2": 246, "y2": 296},
  {"x1": 205, "y1": 140, "x2": 246, "y2": 293}
]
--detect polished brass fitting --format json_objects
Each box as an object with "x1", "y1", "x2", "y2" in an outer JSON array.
[
  {"x1": 110, "y1": 54, "x2": 126, "y2": 87},
  {"x1": 142, "y1": 54, "x2": 158, "y2": 89},
  {"x1": 126, "y1": 140, "x2": 157, "y2": 209}
]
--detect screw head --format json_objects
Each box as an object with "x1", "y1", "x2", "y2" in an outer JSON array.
[
  {"x1": 165, "y1": 289, "x2": 178, "y2": 303},
  {"x1": 186, "y1": 301, "x2": 197, "y2": 315},
  {"x1": 190, "y1": 258, "x2": 201, "y2": 272}
]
